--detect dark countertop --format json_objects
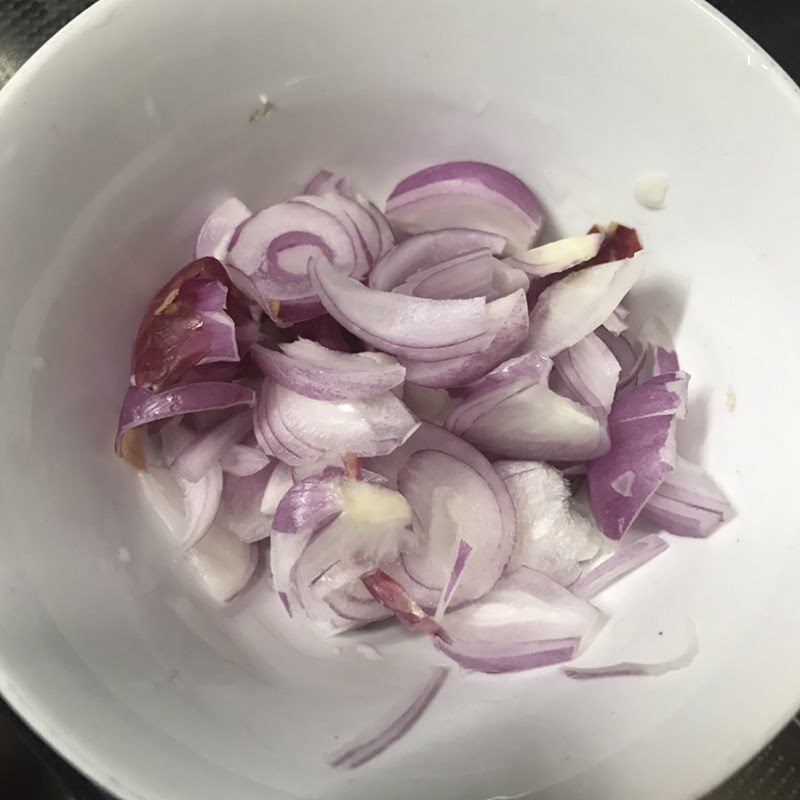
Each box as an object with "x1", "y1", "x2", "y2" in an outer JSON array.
[{"x1": 1, "y1": 2, "x2": 798, "y2": 799}]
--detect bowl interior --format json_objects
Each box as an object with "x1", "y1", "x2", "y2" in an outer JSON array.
[{"x1": 1, "y1": 1, "x2": 799, "y2": 799}]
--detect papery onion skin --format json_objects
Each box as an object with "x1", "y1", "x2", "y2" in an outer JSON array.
[{"x1": 132, "y1": 257, "x2": 243, "y2": 391}]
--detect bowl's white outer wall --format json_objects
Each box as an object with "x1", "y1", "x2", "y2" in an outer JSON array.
[{"x1": 1, "y1": 0, "x2": 799, "y2": 798}]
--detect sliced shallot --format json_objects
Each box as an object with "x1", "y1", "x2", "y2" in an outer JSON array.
[
  {"x1": 196, "y1": 197, "x2": 252, "y2": 261},
  {"x1": 385, "y1": 161, "x2": 544, "y2": 254},
  {"x1": 252, "y1": 339, "x2": 405, "y2": 401},
  {"x1": 328, "y1": 667, "x2": 448, "y2": 768},
  {"x1": 587, "y1": 372, "x2": 689, "y2": 539},
  {"x1": 570, "y1": 534, "x2": 669, "y2": 599},
  {"x1": 527, "y1": 257, "x2": 644, "y2": 357},
  {"x1": 642, "y1": 457, "x2": 732, "y2": 538}
]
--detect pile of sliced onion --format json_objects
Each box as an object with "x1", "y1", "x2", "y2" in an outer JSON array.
[{"x1": 115, "y1": 161, "x2": 731, "y2": 768}]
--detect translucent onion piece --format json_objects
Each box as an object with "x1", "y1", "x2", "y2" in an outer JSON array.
[
  {"x1": 447, "y1": 365, "x2": 609, "y2": 462},
  {"x1": 642, "y1": 457, "x2": 732, "y2": 538},
  {"x1": 309, "y1": 258, "x2": 496, "y2": 362},
  {"x1": 218, "y1": 463, "x2": 276, "y2": 543},
  {"x1": 195, "y1": 197, "x2": 252, "y2": 261},
  {"x1": 369, "y1": 228, "x2": 506, "y2": 292},
  {"x1": 397, "y1": 450, "x2": 506, "y2": 605},
  {"x1": 527, "y1": 257, "x2": 644, "y2": 357},
  {"x1": 551, "y1": 332, "x2": 621, "y2": 414},
  {"x1": 564, "y1": 624, "x2": 698, "y2": 679},
  {"x1": 587, "y1": 372, "x2": 689, "y2": 539},
  {"x1": 160, "y1": 423, "x2": 224, "y2": 549},
  {"x1": 596, "y1": 328, "x2": 646, "y2": 391},
  {"x1": 496, "y1": 461, "x2": 600, "y2": 586},
  {"x1": 504, "y1": 233, "x2": 603, "y2": 277},
  {"x1": 170, "y1": 410, "x2": 253, "y2": 482},
  {"x1": 254, "y1": 379, "x2": 419, "y2": 467},
  {"x1": 252, "y1": 339, "x2": 405, "y2": 401},
  {"x1": 138, "y1": 466, "x2": 257, "y2": 603},
  {"x1": 327, "y1": 667, "x2": 448, "y2": 768},
  {"x1": 385, "y1": 161, "x2": 543, "y2": 254},
  {"x1": 570, "y1": 534, "x2": 669, "y2": 599}
]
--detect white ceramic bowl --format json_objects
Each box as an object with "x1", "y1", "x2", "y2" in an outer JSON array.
[{"x1": 1, "y1": 1, "x2": 799, "y2": 798}]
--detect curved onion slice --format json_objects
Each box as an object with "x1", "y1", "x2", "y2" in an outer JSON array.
[
  {"x1": 369, "y1": 228, "x2": 506, "y2": 292},
  {"x1": 309, "y1": 258, "x2": 496, "y2": 361},
  {"x1": 132, "y1": 257, "x2": 241, "y2": 390},
  {"x1": 642, "y1": 457, "x2": 732, "y2": 538},
  {"x1": 186, "y1": 521, "x2": 259, "y2": 603},
  {"x1": 252, "y1": 339, "x2": 405, "y2": 401},
  {"x1": 291, "y1": 194, "x2": 373, "y2": 278},
  {"x1": 397, "y1": 450, "x2": 507, "y2": 606},
  {"x1": 218, "y1": 463, "x2": 276, "y2": 542},
  {"x1": 445, "y1": 355, "x2": 609, "y2": 462},
  {"x1": 596, "y1": 328, "x2": 646, "y2": 390},
  {"x1": 196, "y1": 197, "x2": 252, "y2": 260},
  {"x1": 328, "y1": 667, "x2": 448, "y2": 769},
  {"x1": 551, "y1": 332, "x2": 621, "y2": 414},
  {"x1": 401, "y1": 289, "x2": 529, "y2": 389},
  {"x1": 169, "y1": 410, "x2": 252, "y2": 482},
  {"x1": 254, "y1": 380, "x2": 419, "y2": 467},
  {"x1": 227, "y1": 198, "x2": 358, "y2": 313},
  {"x1": 139, "y1": 465, "x2": 257, "y2": 602},
  {"x1": 393, "y1": 249, "x2": 495, "y2": 299},
  {"x1": 587, "y1": 372, "x2": 689, "y2": 539},
  {"x1": 496, "y1": 461, "x2": 600, "y2": 586},
  {"x1": 564, "y1": 625, "x2": 698, "y2": 679},
  {"x1": 303, "y1": 169, "x2": 395, "y2": 259},
  {"x1": 365, "y1": 422, "x2": 515, "y2": 610},
  {"x1": 504, "y1": 233, "x2": 603, "y2": 277},
  {"x1": 160, "y1": 423, "x2": 224, "y2": 549},
  {"x1": 115, "y1": 382, "x2": 256, "y2": 462},
  {"x1": 361, "y1": 570, "x2": 448, "y2": 640},
  {"x1": 570, "y1": 534, "x2": 669, "y2": 599},
  {"x1": 261, "y1": 461, "x2": 294, "y2": 514},
  {"x1": 527, "y1": 257, "x2": 644, "y2": 357},
  {"x1": 432, "y1": 567, "x2": 601, "y2": 674},
  {"x1": 385, "y1": 162, "x2": 544, "y2": 254}
]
